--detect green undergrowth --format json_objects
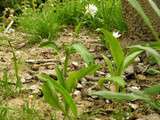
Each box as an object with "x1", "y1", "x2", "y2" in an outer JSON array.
[{"x1": 18, "y1": 0, "x2": 126, "y2": 44}]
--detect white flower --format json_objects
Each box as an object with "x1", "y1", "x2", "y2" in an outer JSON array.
[
  {"x1": 85, "y1": 4, "x2": 98, "y2": 17},
  {"x1": 112, "y1": 31, "x2": 121, "y2": 38}
]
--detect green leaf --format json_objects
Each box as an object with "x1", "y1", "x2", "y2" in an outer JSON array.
[
  {"x1": 40, "y1": 41, "x2": 59, "y2": 51},
  {"x1": 143, "y1": 84, "x2": 160, "y2": 96},
  {"x1": 40, "y1": 74, "x2": 77, "y2": 117},
  {"x1": 55, "y1": 66, "x2": 65, "y2": 88},
  {"x1": 41, "y1": 77, "x2": 63, "y2": 111},
  {"x1": 102, "y1": 29, "x2": 124, "y2": 69},
  {"x1": 128, "y1": 0, "x2": 159, "y2": 41},
  {"x1": 66, "y1": 64, "x2": 99, "y2": 92},
  {"x1": 122, "y1": 50, "x2": 143, "y2": 70},
  {"x1": 148, "y1": 0, "x2": 160, "y2": 17},
  {"x1": 90, "y1": 91, "x2": 144, "y2": 101},
  {"x1": 146, "y1": 68, "x2": 160, "y2": 75},
  {"x1": 71, "y1": 43, "x2": 94, "y2": 65},
  {"x1": 130, "y1": 45, "x2": 160, "y2": 64},
  {"x1": 105, "y1": 76, "x2": 126, "y2": 87},
  {"x1": 102, "y1": 55, "x2": 114, "y2": 74},
  {"x1": 149, "y1": 41, "x2": 160, "y2": 50}
]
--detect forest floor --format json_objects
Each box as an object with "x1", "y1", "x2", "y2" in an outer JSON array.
[{"x1": 0, "y1": 27, "x2": 160, "y2": 120}]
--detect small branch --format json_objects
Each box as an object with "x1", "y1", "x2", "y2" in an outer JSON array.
[
  {"x1": 26, "y1": 59, "x2": 60, "y2": 64},
  {"x1": 4, "y1": 20, "x2": 14, "y2": 33}
]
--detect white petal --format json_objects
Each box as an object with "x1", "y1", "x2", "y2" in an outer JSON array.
[{"x1": 112, "y1": 31, "x2": 121, "y2": 38}]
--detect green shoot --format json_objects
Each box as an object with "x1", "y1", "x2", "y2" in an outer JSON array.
[
  {"x1": 39, "y1": 41, "x2": 98, "y2": 119},
  {"x1": 100, "y1": 29, "x2": 160, "y2": 92},
  {"x1": 8, "y1": 40, "x2": 22, "y2": 91}
]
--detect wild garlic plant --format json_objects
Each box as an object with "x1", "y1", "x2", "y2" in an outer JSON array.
[
  {"x1": 90, "y1": 0, "x2": 160, "y2": 111},
  {"x1": 98, "y1": 29, "x2": 160, "y2": 92},
  {"x1": 39, "y1": 41, "x2": 98, "y2": 119}
]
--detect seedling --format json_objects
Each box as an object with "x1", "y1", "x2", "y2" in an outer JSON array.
[
  {"x1": 98, "y1": 29, "x2": 160, "y2": 92},
  {"x1": 39, "y1": 42, "x2": 98, "y2": 119}
]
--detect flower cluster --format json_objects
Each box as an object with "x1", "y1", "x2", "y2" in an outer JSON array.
[
  {"x1": 112, "y1": 31, "x2": 121, "y2": 38},
  {"x1": 85, "y1": 4, "x2": 98, "y2": 17}
]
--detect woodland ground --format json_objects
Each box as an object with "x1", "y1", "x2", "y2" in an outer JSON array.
[{"x1": 0, "y1": 27, "x2": 160, "y2": 120}]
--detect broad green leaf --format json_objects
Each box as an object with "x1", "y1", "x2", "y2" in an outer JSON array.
[
  {"x1": 55, "y1": 66, "x2": 65, "y2": 88},
  {"x1": 66, "y1": 64, "x2": 99, "y2": 92},
  {"x1": 71, "y1": 43, "x2": 94, "y2": 65},
  {"x1": 143, "y1": 84, "x2": 160, "y2": 95},
  {"x1": 102, "y1": 29, "x2": 124, "y2": 68},
  {"x1": 148, "y1": 0, "x2": 160, "y2": 17},
  {"x1": 128, "y1": 0, "x2": 159, "y2": 41},
  {"x1": 40, "y1": 41, "x2": 59, "y2": 51},
  {"x1": 41, "y1": 77, "x2": 63, "y2": 111},
  {"x1": 102, "y1": 55, "x2": 114, "y2": 74},
  {"x1": 149, "y1": 41, "x2": 160, "y2": 50},
  {"x1": 122, "y1": 50, "x2": 143, "y2": 71},
  {"x1": 130, "y1": 45, "x2": 160, "y2": 64},
  {"x1": 40, "y1": 74, "x2": 77, "y2": 117},
  {"x1": 105, "y1": 76, "x2": 126, "y2": 87},
  {"x1": 90, "y1": 91, "x2": 145, "y2": 101}
]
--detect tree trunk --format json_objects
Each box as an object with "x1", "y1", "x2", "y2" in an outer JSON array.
[{"x1": 121, "y1": 0, "x2": 160, "y2": 46}]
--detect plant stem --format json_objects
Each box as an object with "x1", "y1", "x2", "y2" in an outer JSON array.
[
  {"x1": 63, "y1": 49, "x2": 69, "y2": 77},
  {"x1": 8, "y1": 40, "x2": 22, "y2": 91}
]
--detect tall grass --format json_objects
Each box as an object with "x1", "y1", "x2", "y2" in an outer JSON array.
[
  {"x1": 89, "y1": 0, "x2": 127, "y2": 31},
  {"x1": 19, "y1": 0, "x2": 126, "y2": 43},
  {"x1": 19, "y1": 8, "x2": 60, "y2": 43}
]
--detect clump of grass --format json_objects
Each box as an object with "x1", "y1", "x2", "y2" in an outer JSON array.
[
  {"x1": 19, "y1": 7, "x2": 60, "y2": 44},
  {"x1": 78, "y1": 0, "x2": 126, "y2": 31},
  {"x1": 55, "y1": 0, "x2": 84, "y2": 26}
]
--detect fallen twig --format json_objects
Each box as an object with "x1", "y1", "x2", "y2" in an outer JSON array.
[{"x1": 26, "y1": 59, "x2": 60, "y2": 64}]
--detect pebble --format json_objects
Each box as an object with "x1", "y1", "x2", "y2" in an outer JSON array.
[
  {"x1": 125, "y1": 65, "x2": 134, "y2": 75},
  {"x1": 31, "y1": 64, "x2": 39, "y2": 71},
  {"x1": 136, "y1": 74, "x2": 146, "y2": 81},
  {"x1": 77, "y1": 83, "x2": 83, "y2": 89},
  {"x1": 134, "y1": 57, "x2": 141, "y2": 63},
  {"x1": 73, "y1": 90, "x2": 81, "y2": 96},
  {"x1": 128, "y1": 103, "x2": 139, "y2": 110}
]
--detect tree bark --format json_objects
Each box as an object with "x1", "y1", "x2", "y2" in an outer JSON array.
[{"x1": 121, "y1": 0, "x2": 160, "y2": 46}]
